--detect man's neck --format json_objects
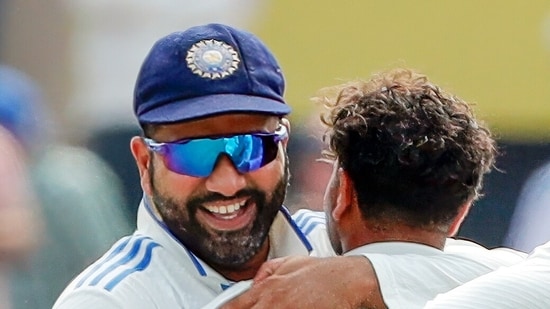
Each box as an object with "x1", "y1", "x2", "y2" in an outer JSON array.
[{"x1": 344, "y1": 221, "x2": 447, "y2": 253}]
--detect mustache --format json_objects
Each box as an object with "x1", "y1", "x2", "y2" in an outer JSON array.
[{"x1": 188, "y1": 188, "x2": 265, "y2": 205}]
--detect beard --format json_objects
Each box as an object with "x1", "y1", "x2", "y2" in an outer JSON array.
[{"x1": 149, "y1": 158, "x2": 289, "y2": 270}]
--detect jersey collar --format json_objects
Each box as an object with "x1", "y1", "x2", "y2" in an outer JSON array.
[
  {"x1": 136, "y1": 197, "x2": 312, "y2": 283},
  {"x1": 345, "y1": 241, "x2": 443, "y2": 256}
]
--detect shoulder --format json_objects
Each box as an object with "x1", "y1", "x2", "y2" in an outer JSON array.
[
  {"x1": 53, "y1": 232, "x2": 212, "y2": 307},
  {"x1": 56, "y1": 234, "x2": 163, "y2": 304},
  {"x1": 357, "y1": 241, "x2": 525, "y2": 309},
  {"x1": 292, "y1": 209, "x2": 326, "y2": 236},
  {"x1": 291, "y1": 209, "x2": 335, "y2": 257},
  {"x1": 53, "y1": 287, "x2": 126, "y2": 309},
  {"x1": 426, "y1": 250, "x2": 550, "y2": 308},
  {"x1": 444, "y1": 238, "x2": 527, "y2": 266},
  {"x1": 362, "y1": 239, "x2": 527, "y2": 294}
]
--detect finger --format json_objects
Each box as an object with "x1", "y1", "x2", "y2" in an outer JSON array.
[{"x1": 253, "y1": 257, "x2": 288, "y2": 283}]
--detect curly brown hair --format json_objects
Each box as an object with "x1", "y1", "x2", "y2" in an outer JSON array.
[{"x1": 319, "y1": 68, "x2": 497, "y2": 228}]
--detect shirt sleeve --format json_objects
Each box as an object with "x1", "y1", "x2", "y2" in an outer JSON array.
[
  {"x1": 53, "y1": 285, "x2": 167, "y2": 309},
  {"x1": 359, "y1": 239, "x2": 526, "y2": 309},
  {"x1": 53, "y1": 288, "x2": 126, "y2": 309},
  {"x1": 425, "y1": 242, "x2": 550, "y2": 309}
]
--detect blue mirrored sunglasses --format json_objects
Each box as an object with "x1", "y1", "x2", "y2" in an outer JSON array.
[{"x1": 144, "y1": 126, "x2": 288, "y2": 177}]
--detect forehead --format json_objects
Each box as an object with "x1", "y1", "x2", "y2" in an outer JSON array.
[{"x1": 150, "y1": 113, "x2": 280, "y2": 141}]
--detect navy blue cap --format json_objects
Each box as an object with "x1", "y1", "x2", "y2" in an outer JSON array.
[{"x1": 134, "y1": 23, "x2": 291, "y2": 124}]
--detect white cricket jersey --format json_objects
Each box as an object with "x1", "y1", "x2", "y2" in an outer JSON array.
[
  {"x1": 203, "y1": 237, "x2": 527, "y2": 309},
  {"x1": 425, "y1": 240, "x2": 550, "y2": 309},
  {"x1": 52, "y1": 203, "x2": 334, "y2": 309},
  {"x1": 347, "y1": 239, "x2": 527, "y2": 309}
]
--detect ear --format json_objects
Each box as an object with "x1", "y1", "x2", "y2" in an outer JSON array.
[
  {"x1": 447, "y1": 201, "x2": 472, "y2": 236},
  {"x1": 280, "y1": 118, "x2": 291, "y2": 148},
  {"x1": 130, "y1": 136, "x2": 153, "y2": 196},
  {"x1": 332, "y1": 168, "x2": 355, "y2": 221}
]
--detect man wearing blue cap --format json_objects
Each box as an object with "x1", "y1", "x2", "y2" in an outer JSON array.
[
  {"x1": 54, "y1": 24, "x2": 525, "y2": 309},
  {"x1": 53, "y1": 23, "x2": 335, "y2": 308}
]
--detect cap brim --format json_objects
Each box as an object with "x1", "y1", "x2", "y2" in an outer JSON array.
[{"x1": 137, "y1": 94, "x2": 291, "y2": 124}]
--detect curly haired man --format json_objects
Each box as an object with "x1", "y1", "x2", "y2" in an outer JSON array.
[{"x1": 220, "y1": 69, "x2": 525, "y2": 309}]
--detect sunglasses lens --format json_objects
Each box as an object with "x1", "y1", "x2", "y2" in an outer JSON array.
[
  {"x1": 153, "y1": 131, "x2": 283, "y2": 177},
  {"x1": 163, "y1": 139, "x2": 224, "y2": 177},
  {"x1": 229, "y1": 135, "x2": 279, "y2": 173}
]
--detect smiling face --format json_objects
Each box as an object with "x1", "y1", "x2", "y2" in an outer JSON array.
[{"x1": 131, "y1": 113, "x2": 289, "y2": 273}]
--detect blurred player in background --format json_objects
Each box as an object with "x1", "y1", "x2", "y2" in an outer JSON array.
[
  {"x1": 0, "y1": 127, "x2": 40, "y2": 309},
  {"x1": 0, "y1": 64, "x2": 132, "y2": 309}
]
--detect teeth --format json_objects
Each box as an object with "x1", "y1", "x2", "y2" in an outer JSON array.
[{"x1": 205, "y1": 200, "x2": 245, "y2": 215}]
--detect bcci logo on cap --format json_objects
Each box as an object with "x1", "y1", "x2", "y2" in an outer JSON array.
[{"x1": 185, "y1": 39, "x2": 240, "y2": 79}]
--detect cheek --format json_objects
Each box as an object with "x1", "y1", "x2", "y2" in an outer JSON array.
[
  {"x1": 248, "y1": 154, "x2": 286, "y2": 192},
  {"x1": 150, "y1": 159, "x2": 203, "y2": 197}
]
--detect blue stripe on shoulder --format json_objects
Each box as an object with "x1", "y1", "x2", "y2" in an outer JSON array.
[
  {"x1": 298, "y1": 216, "x2": 325, "y2": 232},
  {"x1": 88, "y1": 236, "x2": 151, "y2": 287},
  {"x1": 304, "y1": 221, "x2": 322, "y2": 236},
  {"x1": 76, "y1": 236, "x2": 132, "y2": 288},
  {"x1": 76, "y1": 235, "x2": 160, "y2": 291},
  {"x1": 293, "y1": 211, "x2": 306, "y2": 226},
  {"x1": 292, "y1": 210, "x2": 325, "y2": 233},
  {"x1": 103, "y1": 241, "x2": 160, "y2": 291}
]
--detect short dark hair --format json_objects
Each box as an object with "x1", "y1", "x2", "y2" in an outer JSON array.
[{"x1": 319, "y1": 68, "x2": 496, "y2": 228}]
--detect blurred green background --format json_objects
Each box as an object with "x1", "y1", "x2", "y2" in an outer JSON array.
[
  {"x1": 253, "y1": 1, "x2": 550, "y2": 140},
  {"x1": 2, "y1": 1, "x2": 549, "y2": 140}
]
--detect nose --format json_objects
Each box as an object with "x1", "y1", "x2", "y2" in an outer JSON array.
[{"x1": 204, "y1": 155, "x2": 247, "y2": 197}]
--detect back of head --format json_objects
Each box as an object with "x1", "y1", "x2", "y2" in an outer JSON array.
[
  {"x1": 133, "y1": 23, "x2": 290, "y2": 131},
  {"x1": 320, "y1": 68, "x2": 496, "y2": 228}
]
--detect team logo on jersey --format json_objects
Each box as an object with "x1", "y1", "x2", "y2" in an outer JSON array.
[{"x1": 185, "y1": 39, "x2": 240, "y2": 79}]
